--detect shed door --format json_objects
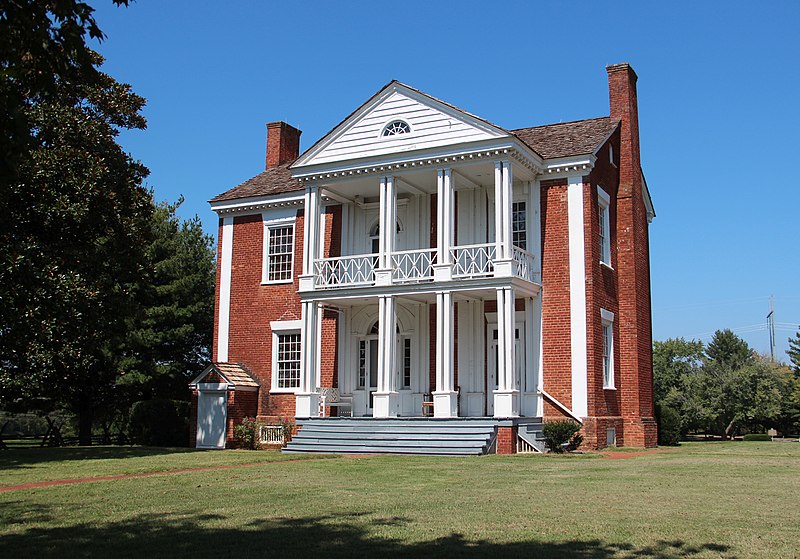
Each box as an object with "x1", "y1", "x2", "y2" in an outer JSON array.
[{"x1": 197, "y1": 391, "x2": 227, "y2": 449}]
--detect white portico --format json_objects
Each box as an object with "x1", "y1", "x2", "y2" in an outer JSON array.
[{"x1": 290, "y1": 81, "x2": 549, "y2": 420}]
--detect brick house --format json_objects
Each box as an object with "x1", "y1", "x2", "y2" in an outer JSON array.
[{"x1": 190, "y1": 62, "x2": 657, "y2": 454}]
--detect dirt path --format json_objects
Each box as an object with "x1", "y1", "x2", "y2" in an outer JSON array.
[{"x1": 0, "y1": 459, "x2": 312, "y2": 493}]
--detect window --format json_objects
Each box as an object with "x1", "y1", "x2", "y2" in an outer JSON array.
[
  {"x1": 382, "y1": 120, "x2": 411, "y2": 137},
  {"x1": 358, "y1": 340, "x2": 367, "y2": 388},
  {"x1": 270, "y1": 320, "x2": 302, "y2": 392},
  {"x1": 597, "y1": 187, "x2": 611, "y2": 266},
  {"x1": 601, "y1": 309, "x2": 615, "y2": 389},
  {"x1": 263, "y1": 223, "x2": 294, "y2": 283},
  {"x1": 512, "y1": 201, "x2": 527, "y2": 250}
]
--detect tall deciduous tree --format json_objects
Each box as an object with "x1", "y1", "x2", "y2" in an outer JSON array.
[{"x1": 120, "y1": 200, "x2": 215, "y2": 402}]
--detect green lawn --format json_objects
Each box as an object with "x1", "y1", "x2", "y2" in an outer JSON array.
[{"x1": 1, "y1": 442, "x2": 798, "y2": 558}]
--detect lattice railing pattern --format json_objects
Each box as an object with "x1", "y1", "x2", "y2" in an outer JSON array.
[
  {"x1": 259, "y1": 425, "x2": 284, "y2": 445},
  {"x1": 314, "y1": 253, "x2": 376, "y2": 288},
  {"x1": 511, "y1": 246, "x2": 537, "y2": 283},
  {"x1": 392, "y1": 248, "x2": 436, "y2": 283},
  {"x1": 451, "y1": 243, "x2": 496, "y2": 278}
]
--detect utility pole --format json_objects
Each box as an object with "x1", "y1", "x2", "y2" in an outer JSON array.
[{"x1": 767, "y1": 295, "x2": 776, "y2": 362}]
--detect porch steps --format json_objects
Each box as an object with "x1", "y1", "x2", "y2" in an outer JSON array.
[{"x1": 283, "y1": 418, "x2": 498, "y2": 456}]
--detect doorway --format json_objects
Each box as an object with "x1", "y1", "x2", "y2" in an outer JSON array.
[{"x1": 486, "y1": 325, "x2": 524, "y2": 416}]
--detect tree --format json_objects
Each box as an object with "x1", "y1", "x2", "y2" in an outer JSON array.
[
  {"x1": 653, "y1": 338, "x2": 705, "y2": 405},
  {"x1": 706, "y1": 328, "x2": 753, "y2": 370},
  {"x1": 120, "y1": 200, "x2": 215, "y2": 402},
  {"x1": 0, "y1": 2, "x2": 153, "y2": 444},
  {"x1": 788, "y1": 327, "x2": 800, "y2": 374}
]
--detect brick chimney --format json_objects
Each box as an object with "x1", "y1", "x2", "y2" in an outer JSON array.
[
  {"x1": 265, "y1": 121, "x2": 302, "y2": 170},
  {"x1": 606, "y1": 63, "x2": 657, "y2": 448}
]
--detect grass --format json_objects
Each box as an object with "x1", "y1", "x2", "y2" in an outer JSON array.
[{"x1": 1, "y1": 442, "x2": 799, "y2": 558}]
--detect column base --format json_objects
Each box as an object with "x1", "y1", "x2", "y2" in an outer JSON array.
[
  {"x1": 374, "y1": 268, "x2": 393, "y2": 286},
  {"x1": 372, "y1": 391, "x2": 400, "y2": 418},
  {"x1": 432, "y1": 263, "x2": 453, "y2": 282},
  {"x1": 295, "y1": 392, "x2": 320, "y2": 418},
  {"x1": 432, "y1": 390, "x2": 458, "y2": 418},
  {"x1": 492, "y1": 390, "x2": 520, "y2": 418}
]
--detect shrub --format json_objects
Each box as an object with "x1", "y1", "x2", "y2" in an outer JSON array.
[
  {"x1": 542, "y1": 420, "x2": 582, "y2": 453},
  {"x1": 128, "y1": 399, "x2": 189, "y2": 447},
  {"x1": 656, "y1": 404, "x2": 682, "y2": 446},
  {"x1": 279, "y1": 416, "x2": 295, "y2": 444},
  {"x1": 743, "y1": 433, "x2": 771, "y2": 441},
  {"x1": 233, "y1": 417, "x2": 261, "y2": 449}
]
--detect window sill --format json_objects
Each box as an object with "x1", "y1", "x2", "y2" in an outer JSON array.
[
  {"x1": 262, "y1": 279, "x2": 294, "y2": 286},
  {"x1": 270, "y1": 388, "x2": 300, "y2": 394},
  {"x1": 600, "y1": 261, "x2": 614, "y2": 271},
  {"x1": 603, "y1": 386, "x2": 617, "y2": 391}
]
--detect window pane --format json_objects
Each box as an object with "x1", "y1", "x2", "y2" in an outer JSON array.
[
  {"x1": 512, "y1": 201, "x2": 527, "y2": 250},
  {"x1": 277, "y1": 332, "x2": 301, "y2": 388},
  {"x1": 268, "y1": 225, "x2": 294, "y2": 281}
]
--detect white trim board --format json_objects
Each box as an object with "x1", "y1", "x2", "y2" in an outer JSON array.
[{"x1": 567, "y1": 174, "x2": 588, "y2": 418}]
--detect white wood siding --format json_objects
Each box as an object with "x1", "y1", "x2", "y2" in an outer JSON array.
[{"x1": 308, "y1": 91, "x2": 505, "y2": 165}]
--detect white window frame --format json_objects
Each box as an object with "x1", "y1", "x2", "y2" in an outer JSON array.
[
  {"x1": 270, "y1": 319, "x2": 302, "y2": 393},
  {"x1": 262, "y1": 216, "x2": 295, "y2": 285},
  {"x1": 511, "y1": 199, "x2": 527, "y2": 250},
  {"x1": 597, "y1": 186, "x2": 612, "y2": 268},
  {"x1": 600, "y1": 308, "x2": 615, "y2": 389}
]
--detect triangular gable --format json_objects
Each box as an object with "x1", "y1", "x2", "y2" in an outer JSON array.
[
  {"x1": 189, "y1": 362, "x2": 260, "y2": 389},
  {"x1": 292, "y1": 81, "x2": 510, "y2": 169}
]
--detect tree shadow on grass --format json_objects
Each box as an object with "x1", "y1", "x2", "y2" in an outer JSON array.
[
  {"x1": 0, "y1": 503, "x2": 736, "y2": 559},
  {"x1": 0, "y1": 446, "x2": 204, "y2": 469}
]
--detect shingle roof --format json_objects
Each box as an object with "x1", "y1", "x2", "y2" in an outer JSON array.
[
  {"x1": 512, "y1": 117, "x2": 619, "y2": 160},
  {"x1": 189, "y1": 362, "x2": 260, "y2": 388},
  {"x1": 209, "y1": 162, "x2": 301, "y2": 203},
  {"x1": 211, "y1": 116, "x2": 620, "y2": 203}
]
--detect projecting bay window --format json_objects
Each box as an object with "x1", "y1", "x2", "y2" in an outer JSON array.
[
  {"x1": 263, "y1": 221, "x2": 295, "y2": 284},
  {"x1": 600, "y1": 309, "x2": 615, "y2": 389},
  {"x1": 270, "y1": 320, "x2": 302, "y2": 392},
  {"x1": 598, "y1": 187, "x2": 611, "y2": 267}
]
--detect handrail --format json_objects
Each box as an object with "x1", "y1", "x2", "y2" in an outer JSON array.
[{"x1": 539, "y1": 389, "x2": 583, "y2": 424}]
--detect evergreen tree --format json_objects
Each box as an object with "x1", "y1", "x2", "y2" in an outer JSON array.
[
  {"x1": 706, "y1": 329, "x2": 753, "y2": 370},
  {"x1": 788, "y1": 327, "x2": 800, "y2": 374},
  {"x1": 120, "y1": 200, "x2": 215, "y2": 401}
]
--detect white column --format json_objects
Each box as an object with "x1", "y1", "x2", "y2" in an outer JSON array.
[
  {"x1": 433, "y1": 290, "x2": 457, "y2": 417},
  {"x1": 567, "y1": 174, "x2": 588, "y2": 419},
  {"x1": 502, "y1": 161, "x2": 513, "y2": 260},
  {"x1": 373, "y1": 295, "x2": 399, "y2": 417},
  {"x1": 494, "y1": 162, "x2": 504, "y2": 257},
  {"x1": 494, "y1": 286, "x2": 519, "y2": 417},
  {"x1": 216, "y1": 216, "x2": 234, "y2": 362},
  {"x1": 296, "y1": 301, "x2": 321, "y2": 417},
  {"x1": 298, "y1": 184, "x2": 320, "y2": 292},
  {"x1": 375, "y1": 176, "x2": 395, "y2": 285},
  {"x1": 433, "y1": 168, "x2": 454, "y2": 281}
]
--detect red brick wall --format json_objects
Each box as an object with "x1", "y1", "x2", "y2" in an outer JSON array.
[
  {"x1": 225, "y1": 390, "x2": 259, "y2": 447},
  {"x1": 496, "y1": 426, "x2": 516, "y2": 454},
  {"x1": 539, "y1": 178, "x2": 573, "y2": 416}
]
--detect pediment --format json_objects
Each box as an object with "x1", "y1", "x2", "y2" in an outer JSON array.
[{"x1": 292, "y1": 82, "x2": 509, "y2": 169}]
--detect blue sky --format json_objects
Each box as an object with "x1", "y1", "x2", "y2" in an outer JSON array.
[{"x1": 91, "y1": 1, "x2": 800, "y2": 360}]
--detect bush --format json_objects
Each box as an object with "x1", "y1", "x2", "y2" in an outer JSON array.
[
  {"x1": 742, "y1": 433, "x2": 771, "y2": 441},
  {"x1": 128, "y1": 399, "x2": 189, "y2": 447},
  {"x1": 542, "y1": 420, "x2": 582, "y2": 453},
  {"x1": 233, "y1": 417, "x2": 261, "y2": 449},
  {"x1": 656, "y1": 404, "x2": 682, "y2": 446}
]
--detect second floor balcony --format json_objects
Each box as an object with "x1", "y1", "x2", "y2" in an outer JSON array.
[{"x1": 308, "y1": 242, "x2": 538, "y2": 291}]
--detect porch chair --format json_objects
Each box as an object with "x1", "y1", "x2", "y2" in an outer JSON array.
[{"x1": 319, "y1": 387, "x2": 353, "y2": 417}]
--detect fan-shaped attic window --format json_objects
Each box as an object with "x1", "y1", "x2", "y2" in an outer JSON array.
[{"x1": 382, "y1": 120, "x2": 411, "y2": 137}]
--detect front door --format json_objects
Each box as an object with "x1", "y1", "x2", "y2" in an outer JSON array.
[
  {"x1": 358, "y1": 337, "x2": 379, "y2": 415},
  {"x1": 486, "y1": 326, "x2": 523, "y2": 415}
]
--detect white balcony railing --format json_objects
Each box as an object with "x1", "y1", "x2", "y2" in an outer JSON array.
[
  {"x1": 311, "y1": 243, "x2": 539, "y2": 289},
  {"x1": 313, "y1": 253, "x2": 376, "y2": 289},
  {"x1": 392, "y1": 248, "x2": 437, "y2": 283},
  {"x1": 451, "y1": 243, "x2": 496, "y2": 279},
  {"x1": 511, "y1": 246, "x2": 537, "y2": 283}
]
